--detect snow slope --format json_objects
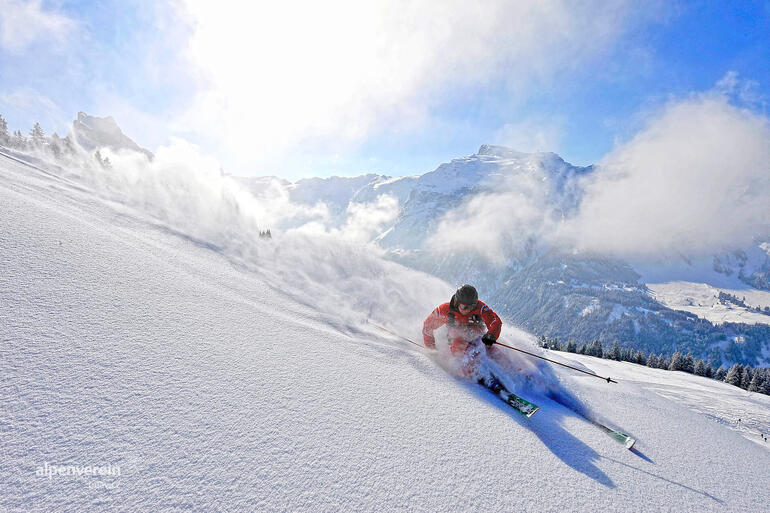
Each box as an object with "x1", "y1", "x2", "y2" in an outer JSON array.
[
  {"x1": 638, "y1": 257, "x2": 770, "y2": 327},
  {"x1": 2, "y1": 151, "x2": 770, "y2": 512},
  {"x1": 647, "y1": 281, "x2": 770, "y2": 326}
]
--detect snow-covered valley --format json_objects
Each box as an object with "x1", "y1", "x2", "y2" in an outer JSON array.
[
  {"x1": 2, "y1": 149, "x2": 770, "y2": 512},
  {"x1": 647, "y1": 281, "x2": 770, "y2": 326}
]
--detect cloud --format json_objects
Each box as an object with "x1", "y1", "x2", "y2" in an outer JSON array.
[
  {"x1": 424, "y1": 75, "x2": 770, "y2": 264},
  {"x1": 339, "y1": 194, "x2": 400, "y2": 243},
  {"x1": 426, "y1": 154, "x2": 568, "y2": 264},
  {"x1": 174, "y1": 0, "x2": 658, "y2": 173},
  {"x1": 563, "y1": 92, "x2": 770, "y2": 259},
  {"x1": 715, "y1": 70, "x2": 766, "y2": 110},
  {"x1": 0, "y1": 0, "x2": 75, "y2": 53}
]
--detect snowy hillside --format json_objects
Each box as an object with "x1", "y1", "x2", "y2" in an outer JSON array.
[
  {"x1": 2, "y1": 148, "x2": 770, "y2": 512},
  {"x1": 638, "y1": 254, "x2": 770, "y2": 326}
]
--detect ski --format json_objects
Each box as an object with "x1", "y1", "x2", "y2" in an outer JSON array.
[
  {"x1": 588, "y1": 418, "x2": 635, "y2": 449},
  {"x1": 502, "y1": 390, "x2": 540, "y2": 417},
  {"x1": 479, "y1": 374, "x2": 540, "y2": 418},
  {"x1": 544, "y1": 391, "x2": 636, "y2": 449}
]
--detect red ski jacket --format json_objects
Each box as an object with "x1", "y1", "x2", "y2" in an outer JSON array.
[{"x1": 422, "y1": 298, "x2": 502, "y2": 349}]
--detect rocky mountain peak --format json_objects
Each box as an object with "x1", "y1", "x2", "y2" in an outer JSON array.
[{"x1": 71, "y1": 112, "x2": 153, "y2": 160}]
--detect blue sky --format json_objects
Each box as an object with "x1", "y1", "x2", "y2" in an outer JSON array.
[{"x1": 0, "y1": 1, "x2": 768, "y2": 180}]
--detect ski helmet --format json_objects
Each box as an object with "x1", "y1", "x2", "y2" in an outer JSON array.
[{"x1": 454, "y1": 284, "x2": 478, "y2": 306}]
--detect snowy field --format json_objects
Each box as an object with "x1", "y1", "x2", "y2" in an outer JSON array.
[
  {"x1": 647, "y1": 280, "x2": 770, "y2": 326},
  {"x1": 2, "y1": 151, "x2": 770, "y2": 512}
]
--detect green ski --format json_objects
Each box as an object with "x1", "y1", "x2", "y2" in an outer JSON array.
[
  {"x1": 589, "y1": 419, "x2": 636, "y2": 449},
  {"x1": 479, "y1": 373, "x2": 540, "y2": 417}
]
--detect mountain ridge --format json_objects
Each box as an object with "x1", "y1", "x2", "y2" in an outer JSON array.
[{"x1": 71, "y1": 111, "x2": 154, "y2": 160}]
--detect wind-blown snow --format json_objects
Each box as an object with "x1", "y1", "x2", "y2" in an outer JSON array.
[{"x1": 2, "y1": 151, "x2": 769, "y2": 512}]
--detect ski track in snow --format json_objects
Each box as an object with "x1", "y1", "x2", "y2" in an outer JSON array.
[{"x1": 2, "y1": 152, "x2": 770, "y2": 512}]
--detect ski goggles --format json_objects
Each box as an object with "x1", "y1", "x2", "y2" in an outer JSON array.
[{"x1": 457, "y1": 302, "x2": 477, "y2": 313}]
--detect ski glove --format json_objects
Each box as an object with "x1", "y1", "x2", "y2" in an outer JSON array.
[{"x1": 481, "y1": 333, "x2": 496, "y2": 346}]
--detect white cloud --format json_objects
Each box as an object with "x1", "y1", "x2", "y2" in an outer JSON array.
[
  {"x1": 426, "y1": 154, "x2": 565, "y2": 265},
  {"x1": 424, "y1": 77, "x2": 770, "y2": 264},
  {"x1": 715, "y1": 71, "x2": 765, "y2": 110},
  {"x1": 0, "y1": 0, "x2": 75, "y2": 53},
  {"x1": 340, "y1": 195, "x2": 400, "y2": 243},
  {"x1": 174, "y1": 0, "x2": 657, "y2": 172},
  {"x1": 563, "y1": 92, "x2": 770, "y2": 259}
]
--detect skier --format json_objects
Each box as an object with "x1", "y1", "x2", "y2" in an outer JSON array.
[
  {"x1": 422, "y1": 284, "x2": 542, "y2": 418},
  {"x1": 422, "y1": 284, "x2": 502, "y2": 356}
]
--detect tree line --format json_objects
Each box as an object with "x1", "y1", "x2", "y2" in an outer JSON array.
[
  {"x1": 1, "y1": 113, "x2": 275, "y2": 240},
  {"x1": 538, "y1": 335, "x2": 770, "y2": 396},
  {"x1": 0, "y1": 114, "x2": 111, "y2": 168}
]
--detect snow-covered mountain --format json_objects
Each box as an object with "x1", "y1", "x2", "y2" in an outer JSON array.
[
  {"x1": 378, "y1": 145, "x2": 590, "y2": 250},
  {"x1": 236, "y1": 172, "x2": 417, "y2": 229},
  {"x1": 241, "y1": 145, "x2": 770, "y2": 367},
  {"x1": 3, "y1": 140, "x2": 770, "y2": 512},
  {"x1": 71, "y1": 112, "x2": 154, "y2": 160}
]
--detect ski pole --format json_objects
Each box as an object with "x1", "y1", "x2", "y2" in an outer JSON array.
[
  {"x1": 366, "y1": 320, "x2": 425, "y2": 348},
  {"x1": 493, "y1": 340, "x2": 618, "y2": 383}
]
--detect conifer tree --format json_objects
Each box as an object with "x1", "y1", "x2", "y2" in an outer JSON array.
[
  {"x1": 63, "y1": 134, "x2": 76, "y2": 154},
  {"x1": 621, "y1": 348, "x2": 634, "y2": 362},
  {"x1": 759, "y1": 370, "x2": 770, "y2": 395},
  {"x1": 669, "y1": 351, "x2": 684, "y2": 371},
  {"x1": 740, "y1": 366, "x2": 752, "y2": 390},
  {"x1": 29, "y1": 122, "x2": 45, "y2": 147},
  {"x1": 49, "y1": 133, "x2": 62, "y2": 159},
  {"x1": 683, "y1": 353, "x2": 695, "y2": 374},
  {"x1": 13, "y1": 129, "x2": 26, "y2": 149},
  {"x1": 748, "y1": 369, "x2": 764, "y2": 393},
  {"x1": 725, "y1": 364, "x2": 743, "y2": 387},
  {"x1": 609, "y1": 341, "x2": 620, "y2": 361},
  {"x1": 0, "y1": 114, "x2": 8, "y2": 144},
  {"x1": 694, "y1": 359, "x2": 706, "y2": 376},
  {"x1": 715, "y1": 366, "x2": 728, "y2": 381}
]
